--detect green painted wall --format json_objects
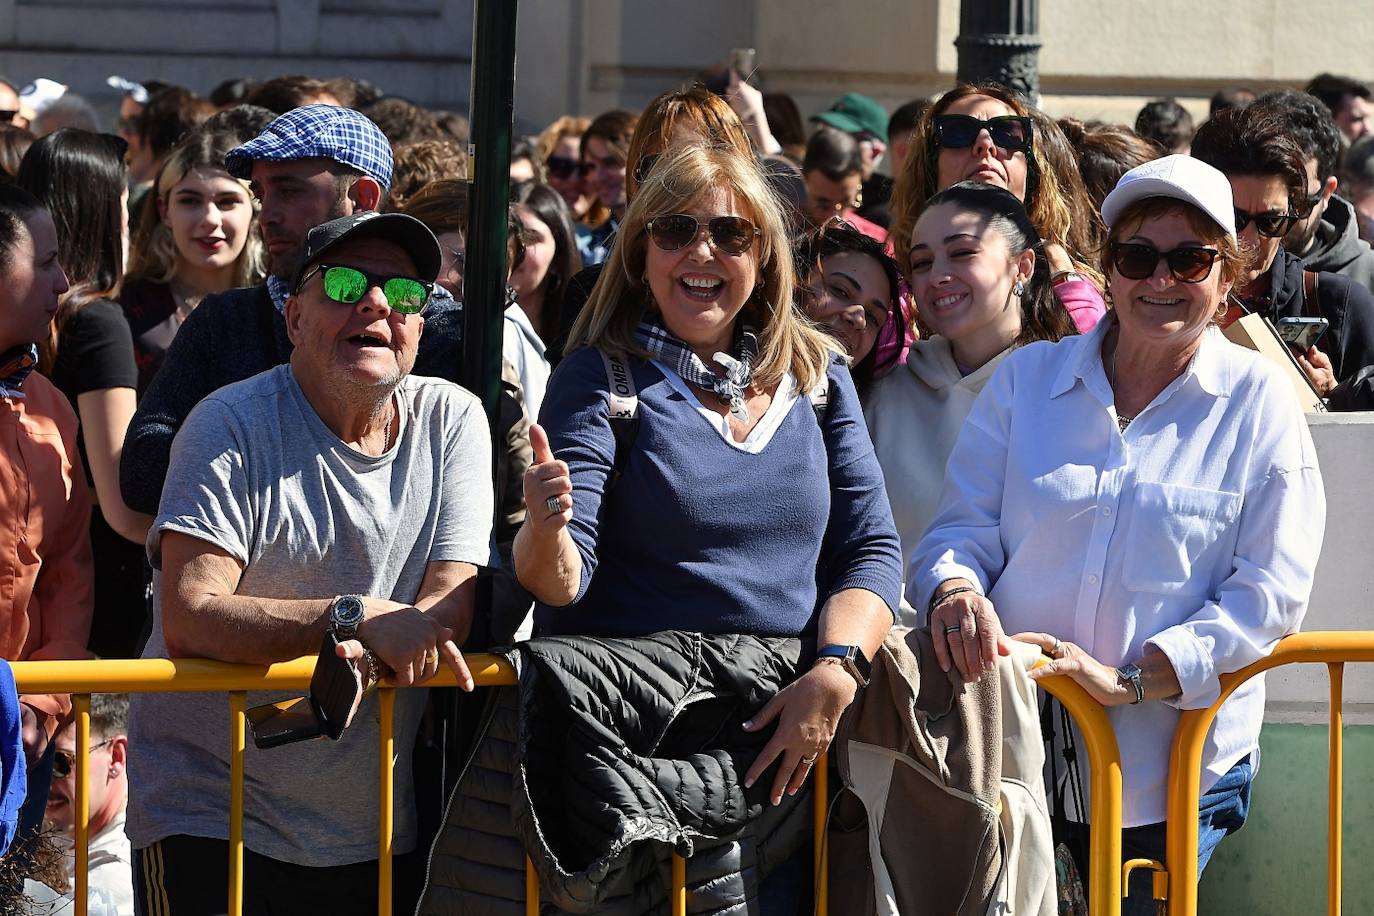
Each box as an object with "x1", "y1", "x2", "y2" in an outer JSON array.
[{"x1": 1198, "y1": 723, "x2": 1374, "y2": 913}]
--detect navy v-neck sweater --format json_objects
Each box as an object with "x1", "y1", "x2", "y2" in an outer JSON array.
[{"x1": 534, "y1": 347, "x2": 901, "y2": 638}]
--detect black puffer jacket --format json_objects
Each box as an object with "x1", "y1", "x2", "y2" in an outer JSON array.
[
  {"x1": 1239, "y1": 246, "x2": 1374, "y2": 384},
  {"x1": 419, "y1": 632, "x2": 813, "y2": 915}
]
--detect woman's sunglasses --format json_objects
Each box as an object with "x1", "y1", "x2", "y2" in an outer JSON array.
[
  {"x1": 1110, "y1": 242, "x2": 1220, "y2": 283},
  {"x1": 646, "y1": 214, "x2": 760, "y2": 256},
  {"x1": 932, "y1": 114, "x2": 1034, "y2": 153},
  {"x1": 295, "y1": 264, "x2": 433, "y2": 315},
  {"x1": 1233, "y1": 206, "x2": 1299, "y2": 239},
  {"x1": 546, "y1": 155, "x2": 594, "y2": 181}
]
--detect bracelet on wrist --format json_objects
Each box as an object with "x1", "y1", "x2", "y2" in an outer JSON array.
[{"x1": 928, "y1": 584, "x2": 980, "y2": 614}]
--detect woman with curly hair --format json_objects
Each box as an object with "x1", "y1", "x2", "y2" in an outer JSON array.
[{"x1": 889, "y1": 83, "x2": 1106, "y2": 335}]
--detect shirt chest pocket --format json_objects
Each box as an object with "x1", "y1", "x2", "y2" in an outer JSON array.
[{"x1": 1121, "y1": 481, "x2": 1242, "y2": 597}]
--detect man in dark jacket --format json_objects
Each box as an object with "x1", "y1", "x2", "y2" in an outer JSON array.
[
  {"x1": 1256, "y1": 90, "x2": 1374, "y2": 296},
  {"x1": 119, "y1": 104, "x2": 465, "y2": 515},
  {"x1": 1194, "y1": 103, "x2": 1374, "y2": 396}
]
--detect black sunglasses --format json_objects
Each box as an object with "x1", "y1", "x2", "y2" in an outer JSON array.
[
  {"x1": 546, "y1": 155, "x2": 594, "y2": 180},
  {"x1": 1110, "y1": 242, "x2": 1220, "y2": 283},
  {"x1": 53, "y1": 739, "x2": 114, "y2": 779},
  {"x1": 1233, "y1": 206, "x2": 1298, "y2": 239},
  {"x1": 932, "y1": 114, "x2": 1034, "y2": 153},
  {"x1": 295, "y1": 264, "x2": 433, "y2": 315},
  {"x1": 646, "y1": 214, "x2": 760, "y2": 256}
]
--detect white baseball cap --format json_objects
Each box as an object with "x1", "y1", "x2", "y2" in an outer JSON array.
[{"x1": 1101, "y1": 154, "x2": 1236, "y2": 243}]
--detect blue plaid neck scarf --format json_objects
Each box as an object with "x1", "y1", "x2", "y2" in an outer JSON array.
[
  {"x1": 0, "y1": 344, "x2": 38, "y2": 398},
  {"x1": 635, "y1": 317, "x2": 758, "y2": 422}
]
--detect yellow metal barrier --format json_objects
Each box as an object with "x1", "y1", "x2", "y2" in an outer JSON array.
[
  {"x1": 1164, "y1": 631, "x2": 1374, "y2": 916},
  {"x1": 13, "y1": 654, "x2": 1124, "y2": 916},
  {"x1": 1038, "y1": 667, "x2": 1126, "y2": 916}
]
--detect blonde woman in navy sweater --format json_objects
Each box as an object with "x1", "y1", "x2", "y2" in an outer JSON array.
[{"x1": 515, "y1": 143, "x2": 901, "y2": 815}]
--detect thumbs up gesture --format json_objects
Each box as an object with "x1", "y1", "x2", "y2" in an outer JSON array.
[{"x1": 524, "y1": 423, "x2": 573, "y2": 536}]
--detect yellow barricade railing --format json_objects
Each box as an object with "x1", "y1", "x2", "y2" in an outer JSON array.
[
  {"x1": 13, "y1": 655, "x2": 1123, "y2": 916},
  {"x1": 1165, "y1": 631, "x2": 1374, "y2": 916},
  {"x1": 1038, "y1": 663, "x2": 1125, "y2": 916}
]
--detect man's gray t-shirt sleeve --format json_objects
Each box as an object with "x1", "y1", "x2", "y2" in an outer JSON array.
[
  {"x1": 432, "y1": 393, "x2": 494, "y2": 566},
  {"x1": 149, "y1": 394, "x2": 254, "y2": 569}
]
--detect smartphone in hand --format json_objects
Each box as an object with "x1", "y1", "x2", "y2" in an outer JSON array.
[
  {"x1": 247, "y1": 632, "x2": 365, "y2": 749},
  {"x1": 1277, "y1": 316, "x2": 1329, "y2": 352}
]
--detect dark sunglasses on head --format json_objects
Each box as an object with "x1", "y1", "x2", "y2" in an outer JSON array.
[
  {"x1": 53, "y1": 739, "x2": 114, "y2": 779},
  {"x1": 546, "y1": 155, "x2": 594, "y2": 181},
  {"x1": 296, "y1": 264, "x2": 433, "y2": 314},
  {"x1": 633, "y1": 153, "x2": 660, "y2": 185},
  {"x1": 932, "y1": 114, "x2": 1034, "y2": 153},
  {"x1": 1110, "y1": 242, "x2": 1220, "y2": 283},
  {"x1": 1233, "y1": 206, "x2": 1298, "y2": 239},
  {"x1": 646, "y1": 214, "x2": 761, "y2": 256}
]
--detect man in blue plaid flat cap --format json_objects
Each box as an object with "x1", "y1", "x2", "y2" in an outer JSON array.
[{"x1": 119, "y1": 104, "x2": 466, "y2": 516}]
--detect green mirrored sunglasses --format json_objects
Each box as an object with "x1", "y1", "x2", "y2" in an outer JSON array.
[{"x1": 296, "y1": 264, "x2": 432, "y2": 314}]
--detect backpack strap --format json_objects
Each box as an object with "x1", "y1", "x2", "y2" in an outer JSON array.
[
  {"x1": 806, "y1": 374, "x2": 830, "y2": 426},
  {"x1": 1302, "y1": 270, "x2": 1322, "y2": 318},
  {"x1": 599, "y1": 349, "x2": 639, "y2": 483}
]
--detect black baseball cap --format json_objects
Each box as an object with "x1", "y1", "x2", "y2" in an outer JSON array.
[{"x1": 291, "y1": 211, "x2": 443, "y2": 292}]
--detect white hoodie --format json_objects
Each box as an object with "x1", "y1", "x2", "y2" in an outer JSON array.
[{"x1": 863, "y1": 337, "x2": 1012, "y2": 582}]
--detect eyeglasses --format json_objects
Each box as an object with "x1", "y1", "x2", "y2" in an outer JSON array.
[
  {"x1": 53, "y1": 739, "x2": 114, "y2": 779},
  {"x1": 646, "y1": 214, "x2": 761, "y2": 256},
  {"x1": 295, "y1": 264, "x2": 432, "y2": 315},
  {"x1": 1233, "y1": 206, "x2": 1298, "y2": 239},
  {"x1": 1109, "y1": 242, "x2": 1220, "y2": 283},
  {"x1": 546, "y1": 155, "x2": 593, "y2": 181},
  {"x1": 0, "y1": 110, "x2": 16, "y2": 125},
  {"x1": 932, "y1": 114, "x2": 1034, "y2": 153}
]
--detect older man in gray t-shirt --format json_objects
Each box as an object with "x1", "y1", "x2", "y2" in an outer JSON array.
[{"x1": 127, "y1": 212, "x2": 492, "y2": 913}]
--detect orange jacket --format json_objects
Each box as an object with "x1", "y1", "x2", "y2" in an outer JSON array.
[{"x1": 0, "y1": 371, "x2": 95, "y2": 726}]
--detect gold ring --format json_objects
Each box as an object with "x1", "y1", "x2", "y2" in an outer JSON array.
[{"x1": 426, "y1": 648, "x2": 440, "y2": 668}]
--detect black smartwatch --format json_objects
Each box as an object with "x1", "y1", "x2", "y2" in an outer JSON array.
[
  {"x1": 814, "y1": 644, "x2": 871, "y2": 688},
  {"x1": 328, "y1": 594, "x2": 366, "y2": 641}
]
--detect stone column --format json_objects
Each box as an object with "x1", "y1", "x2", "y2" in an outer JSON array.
[{"x1": 954, "y1": 0, "x2": 1042, "y2": 101}]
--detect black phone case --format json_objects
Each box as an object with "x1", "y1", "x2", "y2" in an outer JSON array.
[{"x1": 311, "y1": 631, "x2": 364, "y2": 740}]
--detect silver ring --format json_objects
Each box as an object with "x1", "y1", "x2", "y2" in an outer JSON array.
[
  {"x1": 545, "y1": 495, "x2": 562, "y2": 514},
  {"x1": 1051, "y1": 638, "x2": 1063, "y2": 658},
  {"x1": 943, "y1": 624, "x2": 962, "y2": 635},
  {"x1": 801, "y1": 754, "x2": 818, "y2": 764}
]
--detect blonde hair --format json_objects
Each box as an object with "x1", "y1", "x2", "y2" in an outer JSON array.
[
  {"x1": 889, "y1": 83, "x2": 1102, "y2": 289},
  {"x1": 566, "y1": 143, "x2": 839, "y2": 393},
  {"x1": 126, "y1": 129, "x2": 263, "y2": 288}
]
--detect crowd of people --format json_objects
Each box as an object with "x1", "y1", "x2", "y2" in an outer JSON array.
[{"x1": 0, "y1": 62, "x2": 1361, "y2": 914}]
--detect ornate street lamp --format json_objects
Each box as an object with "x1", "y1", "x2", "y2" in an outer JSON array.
[{"x1": 954, "y1": 0, "x2": 1042, "y2": 101}]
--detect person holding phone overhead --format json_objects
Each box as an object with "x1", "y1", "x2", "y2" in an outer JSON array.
[
  {"x1": 1191, "y1": 101, "x2": 1374, "y2": 399},
  {"x1": 909, "y1": 155, "x2": 1325, "y2": 914},
  {"x1": 125, "y1": 212, "x2": 493, "y2": 915}
]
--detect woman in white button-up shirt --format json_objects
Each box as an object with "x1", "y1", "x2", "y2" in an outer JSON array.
[{"x1": 910, "y1": 155, "x2": 1326, "y2": 910}]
